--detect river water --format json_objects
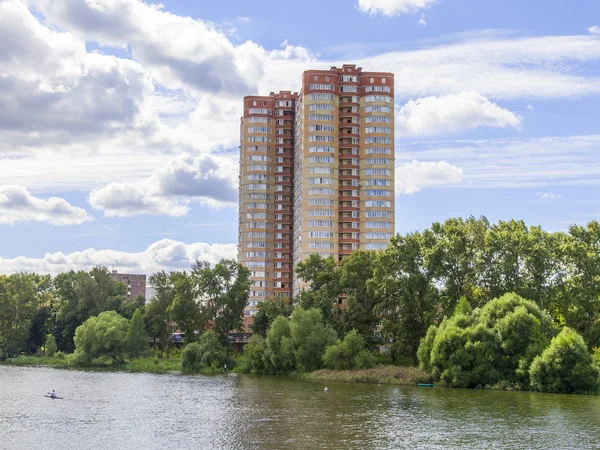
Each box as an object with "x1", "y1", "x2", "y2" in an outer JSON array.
[{"x1": 1, "y1": 365, "x2": 600, "y2": 449}]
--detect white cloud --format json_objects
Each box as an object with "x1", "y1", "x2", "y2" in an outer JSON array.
[
  {"x1": 527, "y1": 104, "x2": 535, "y2": 111},
  {"x1": 0, "y1": 186, "x2": 92, "y2": 225},
  {"x1": 395, "y1": 161, "x2": 464, "y2": 195},
  {"x1": 237, "y1": 17, "x2": 251, "y2": 23},
  {"x1": 537, "y1": 192, "x2": 562, "y2": 199},
  {"x1": 396, "y1": 91, "x2": 521, "y2": 136},
  {"x1": 589, "y1": 26, "x2": 600, "y2": 35},
  {"x1": 89, "y1": 153, "x2": 238, "y2": 217},
  {"x1": 397, "y1": 135, "x2": 600, "y2": 189},
  {"x1": 357, "y1": 0, "x2": 437, "y2": 16},
  {"x1": 34, "y1": 0, "x2": 267, "y2": 96},
  {"x1": 418, "y1": 14, "x2": 427, "y2": 26},
  {"x1": 0, "y1": 239, "x2": 237, "y2": 275}
]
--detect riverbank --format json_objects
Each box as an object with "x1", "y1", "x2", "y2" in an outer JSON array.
[
  {"x1": 306, "y1": 365, "x2": 431, "y2": 386},
  {"x1": 1, "y1": 355, "x2": 184, "y2": 374}
]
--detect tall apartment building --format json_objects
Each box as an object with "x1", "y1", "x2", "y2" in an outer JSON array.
[{"x1": 239, "y1": 64, "x2": 394, "y2": 331}]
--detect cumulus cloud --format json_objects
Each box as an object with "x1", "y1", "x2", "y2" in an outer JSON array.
[
  {"x1": 418, "y1": 14, "x2": 427, "y2": 26},
  {"x1": 395, "y1": 161, "x2": 464, "y2": 195},
  {"x1": 357, "y1": 0, "x2": 437, "y2": 16},
  {"x1": 0, "y1": 0, "x2": 157, "y2": 143},
  {"x1": 396, "y1": 91, "x2": 522, "y2": 136},
  {"x1": 0, "y1": 186, "x2": 92, "y2": 225},
  {"x1": 34, "y1": 0, "x2": 266, "y2": 96},
  {"x1": 589, "y1": 26, "x2": 600, "y2": 35},
  {"x1": 0, "y1": 239, "x2": 237, "y2": 275},
  {"x1": 89, "y1": 153, "x2": 238, "y2": 217}
]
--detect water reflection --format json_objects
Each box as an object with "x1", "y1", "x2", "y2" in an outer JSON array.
[{"x1": 1, "y1": 366, "x2": 600, "y2": 450}]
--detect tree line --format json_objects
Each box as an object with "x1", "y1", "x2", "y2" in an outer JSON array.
[
  {"x1": 287, "y1": 217, "x2": 600, "y2": 368},
  {"x1": 0, "y1": 260, "x2": 250, "y2": 361}
]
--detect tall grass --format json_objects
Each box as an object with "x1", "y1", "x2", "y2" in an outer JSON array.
[{"x1": 307, "y1": 365, "x2": 431, "y2": 386}]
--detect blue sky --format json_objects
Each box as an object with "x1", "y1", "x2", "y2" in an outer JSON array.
[{"x1": 0, "y1": 0, "x2": 599, "y2": 274}]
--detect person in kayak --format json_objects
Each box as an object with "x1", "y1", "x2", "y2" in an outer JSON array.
[{"x1": 51, "y1": 390, "x2": 56, "y2": 399}]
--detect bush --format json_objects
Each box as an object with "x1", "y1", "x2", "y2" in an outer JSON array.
[
  {"x1": 354, "y1": 349, "x2": 376, "y2": 369},
  {"x1": 264, "y1": 315, "x2": 295, "y2": 374},
  {"x1": 54, "y1": 351, "x2": 65, "y2": 360},
  {"x1": 244, "y1": 334, "x2": 267, "y2": 373},
  {"x1": 181, "y1": 330, "x2": 231, "y2": 373},
  {"x1": 73, "y1": 311, "x2": 130, "y2": 364},
  {"x1": 529, "y1": 327, "x2": 599, "y2": 394},
  {"x1": 289, "y1": 308, "x2": 337, "y2": 372},
  {"x1": 44, "y1": 334, "x2": 57, "y2": 357},
  {"x1": 423, "y1": 293, "x2": 556, "y2": 389},
  {"x1": 323, "y1": 329, "x2": 372, "y2": 371}
]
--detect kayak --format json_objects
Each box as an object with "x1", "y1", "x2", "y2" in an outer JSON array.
[
  {"x1": 44, "y1": 395, "x2": 63, "y2": 399},
  {"x1": 417, "y1": 383, "x2": 436, "y2": 387}
]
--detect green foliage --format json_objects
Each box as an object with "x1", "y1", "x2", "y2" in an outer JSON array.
[
  {"x1": 0, "y1": 273, "x2": 39, "y2": 359},
  {"x1": 44, "y1": 334, "x2": 57, "y2": 357},
  {"x1": 244, "y1": 334, "x2": 267, "y2": 373},
  {"x1": 454, "y1": 297, "x2": 473, "y2": 316},
  {"x1": 120, "y1": 294, "x2": 145, "y2": 320},
  {"x1": 417, "y1": 325, "x2": 438, "y2": 373},
  {"x1": 338, "y1": 251, "x2": 382, "y2": 347},
  {"x1": 193, "y1": 259, "x2": 251, "y2": 343},
  {"x1": 289, "y1": 307, "x2": 337, "y2": 372},
  {"x1": 529, "y1": 327, "x2": 599, "y2": 394},
  {"x1": 295, "y1": 255, "x2": 341, "y2": 328},
  {"x1": 369, "y1": 232, "x2": 437, "y2": 366},
  {"x1": 264, "y1": 315, "x2": 295, "y2": 374},
  {"x1": 250, "y1": 298, "x2": 292, "y2": 337},
  {"x1": 127, "y1": 309, "x2": 148, "y2": 358},
  {"x1": 181, "y1": 330, "x2": 232, "y2": 373},
  {"x1": 323, "y1": 329, "x2": 375, "y2": 370},
  {"x1": 73, "y1": 311, "x2": 130, "y2": 364},
  {"x1": 423, "y1": 293, "x2": 556, "y2": 388},
  {"x1": 53, "y1": 267, "x2": 127, "y2": 352}
]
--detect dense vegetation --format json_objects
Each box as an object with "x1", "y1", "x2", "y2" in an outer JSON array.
[{"x1": 1, "y1": 217, "x2": 600, "y2": 394}]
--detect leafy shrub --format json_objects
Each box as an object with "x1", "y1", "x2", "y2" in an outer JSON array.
[
  {"x1": 54, "y1": 351, "x2": 65, "y2": 360},
  {"x1": 323, "y1": 329, "x2": 372, "y2": 371},
  {"x1": 289, "y1": 308, "x2": 337, "y2": 372},
  {"x1": 354, "y1": 349, "x2": 376, "y2": 369},
  {"x1": 529, "y1": 327, "x2": 599, "y2": 394},
  {"x1": 44, "y1": 334, "x2": 57, "y2": 357},
  {"x1": 422, "y1": 293, "x2": 556, "y2": 389},
  {"x1": 244, "y1": 334, "x2": 267, "y2": 373},
  {"x1": 73, "y1": 311, "x2": 130, "y2": 364},
  {"x1": 181, "y1": 330, "x2": 231, "y2": 373}
]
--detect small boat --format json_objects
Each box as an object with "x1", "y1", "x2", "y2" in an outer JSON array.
[
  {"x1": 44, "y1": 395, "x2": 64, "y2": 399},
  {"x1": 417, "y1": 383, "x2": 436, "y2": 388}
]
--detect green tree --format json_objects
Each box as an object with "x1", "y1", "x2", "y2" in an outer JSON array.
[
  {"x1": 423, "y1": 216, "x2": 489, "y2": 312},
  {"x1": 323, "y1": 329, "x2": 376, "y2": 370},
  {"x1": 120, "y1": 293, "x2": 146, "y2": 320},
  {"x1": 530, "y1": 327, "x2": 599, "y2": 394},
  {"x1": 0, "y1": 274, "x2": 38, "y2": 359},
  {"x1": 250, "y1": 297, "x2": 292, "y2": 337},
  {"x1": 194, "y1": 259, "x2": 250, "y2": 343},
  {"x1": 295, "y1": 255, "x2": 341, "y2": 328},
  {"x1": 338, "y1": 251, "x2": 381, "y2": 346},
  {"x1": 126, "y1": 309, "x2": 148, "y2": 358},
  {"x1": 146, "y1": 271, "x2": 176, "y2": 358},
  {"x1": 73, "y1": 311, "x2": 130, "y2": 364},
  {"x1": 425, "y1": 293, "x2": 555, "y2": 388},
  {"x1": 244, "y1": 334, "x2": 267, "y2": 373},
  {"x1": 369, "y1": 232, "x2": 437, "y2": 366},
  {"x1": 289, "y1": 307, "x2": 337, "y2": 372},
  {"x1": 168, "y1": 270, "x2": 202, "y2": 343},
  {"x1": 264, "y1": 315, "x2": 295, "y2": 374},
  {"x1": 44, "y1": 334, "x2": 57, "y2": 357},
  {"x1": 181, "y1": 330, "x2": 232, "y2": 373}
]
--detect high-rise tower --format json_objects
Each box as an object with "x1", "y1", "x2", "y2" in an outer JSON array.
[{"x1": 239, "y1": 65, "x2": 394, "y2": 331}]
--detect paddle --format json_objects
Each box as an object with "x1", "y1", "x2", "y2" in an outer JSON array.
[{"x1": 44, "y1": 395, "x2": 64, "y2": 399}]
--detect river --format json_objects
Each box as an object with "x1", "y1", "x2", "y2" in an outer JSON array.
[{"x1": 1, "y1": 365, "x2": 600, "y2": 449}]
